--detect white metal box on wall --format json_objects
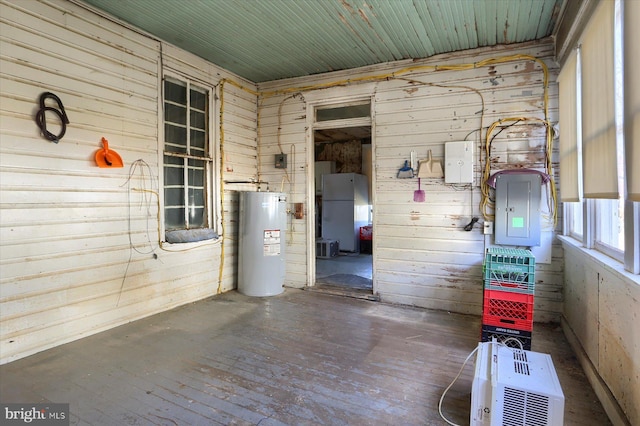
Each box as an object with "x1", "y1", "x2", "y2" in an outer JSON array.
[{"x1": 445, "y1": 141, "x2": 474, "y2": 184}]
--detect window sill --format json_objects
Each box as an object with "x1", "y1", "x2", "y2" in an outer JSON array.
[
  {"x1": 559, "y1": 235, "x2": 640, "y2": 285},
  {"x1": 160, "y1": 237, "x2": 221, "y2": 252},
  {"x1": 162, "y1": 229, "x2": 221, "y2": 251}
]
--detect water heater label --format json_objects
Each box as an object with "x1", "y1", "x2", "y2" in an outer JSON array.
[{"x1": 263, "y1": 229, "x2": 281, "y2": 256}]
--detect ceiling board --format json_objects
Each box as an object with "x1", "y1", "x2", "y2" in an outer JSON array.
[{"x1": 82, "y1": 0, "x2": 563, "y2": 83}]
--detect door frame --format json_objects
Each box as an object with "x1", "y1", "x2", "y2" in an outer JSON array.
[{"x1": 305, "y1": 96, "x2": 375, "y2": 289}]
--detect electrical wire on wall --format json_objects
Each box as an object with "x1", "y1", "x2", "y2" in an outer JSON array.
[
  {"x1": 218, "y1": 79, "x2": 261, "y2": 294},
  {"x1": 274, "y1": 93, "x2": 305, "y2": 245},
  {"x1": 260, "y1": 54, "x2": 551, "y2": 225},
  {"x1": 480, "y1": 118, "x2": 557, "y2": 225},
  {"x1": 276, "y1": 93, "x2": 304, "y2": 188},
  {"x1": 277, "y1": 94, "x2": 294, "y2": 186},
  {"x1": 395, "y1": 77, "x2": 485, "y2": 230},
  {"x1": 216, "y1": 53, "x2": 554, "y2": 279},
  {"x1": 117, "y1": 159, "x2": 160, "y2": 306},
  {"x1": 395, "y1": 77, "x2": 486, "y2": 137},
  {"x1": 124, "y1": 160, "x2": 159, "y2": 255}
]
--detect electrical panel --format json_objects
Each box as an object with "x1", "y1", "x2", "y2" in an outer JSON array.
[
  {"x1": 445, "y1": 141, "x2": 473, "y2": 183},
  {"x1": 275, "y1": 153, "x2": 287, "y2": 168},
  {"x1": 494, "y1": 173, "x2": 542, "y2": 246}
]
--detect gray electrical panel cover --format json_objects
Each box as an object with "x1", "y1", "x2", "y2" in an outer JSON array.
[{"x1": 494, "y1": 173, "x2": 542, "y2": 246}]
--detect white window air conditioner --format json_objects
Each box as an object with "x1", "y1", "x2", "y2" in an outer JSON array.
[{"x1": 471, "y1": 340, "x2": 564, "y2": 426}]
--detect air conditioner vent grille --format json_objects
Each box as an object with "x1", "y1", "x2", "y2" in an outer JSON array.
[
  {"x1": 512, "y1": 350, "x2": 530, "y2": 375},
  {"x1": 513, "y1": 350, "x2": 528, "y2": 362},
  {"x1": 514, "y1": 361, "x2": 530, "y2": 375},
  {"x1": 502, "y1": 387, "x2": 550, "y2": 426},
  {"x1": 503, "y1": 388, "x2": 525, "y2": 425}
]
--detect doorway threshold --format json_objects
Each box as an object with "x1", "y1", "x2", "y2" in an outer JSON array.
[{"x1": 306, "y1": 282, "x2": 379, "y2": 301}]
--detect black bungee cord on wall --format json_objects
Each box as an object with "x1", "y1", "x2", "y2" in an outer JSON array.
[{"x1": 35, "y1": 92, "x2": 69, "y2": 143}]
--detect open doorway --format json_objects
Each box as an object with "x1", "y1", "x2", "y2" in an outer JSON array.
[{"x1": 314, "y1": 124, "x2": 373, "y2": 296}]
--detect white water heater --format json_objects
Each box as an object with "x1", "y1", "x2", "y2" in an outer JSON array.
[{"x1": 238, "y1": 191, "x2": 287, "y2": 296}]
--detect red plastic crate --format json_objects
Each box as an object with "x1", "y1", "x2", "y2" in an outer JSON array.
[
  {"x1": 359, "y1": 225, "x2": 372, "y2": 241},
  {"x1": 482, "y1": 289, "x2": 534, "y2": 331},
  {"x1": 482, "y1": 314, "x2": 533, "y2": 331}
]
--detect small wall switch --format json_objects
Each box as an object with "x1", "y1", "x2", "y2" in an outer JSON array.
[
  {"x1": 275, "y1": 153, "x2": 287, "y2": 168},
  {"x1": 483, "y1": 221, "x2": 494, "y2": 235}
]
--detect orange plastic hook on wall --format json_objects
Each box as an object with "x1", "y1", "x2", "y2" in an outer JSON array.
[{"x1": 95, "y1": 137, "x2": 123, "y2": 168}]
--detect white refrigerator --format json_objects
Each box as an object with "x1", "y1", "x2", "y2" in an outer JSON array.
[{"x1": 321, "y1": 173, "x2": 369, "y2": 252}]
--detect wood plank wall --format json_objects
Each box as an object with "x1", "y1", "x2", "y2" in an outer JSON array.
[
  {"x1": 0, "y1": 0, "x2": 258, "y2": 364},
  {"x1": 0, "y1": 0, "x2": 564, "y2": 365},
  {"x1": 563, "y1": 241, "x2": 640, "y2": 426},
  {"x1": 258, "y1": 40, "x2": 562, "y2": 322}
]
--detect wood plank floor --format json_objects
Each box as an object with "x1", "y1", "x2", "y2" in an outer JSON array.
[{"x1": 0, "y1": 289, "x2": 611, "y2": 425}]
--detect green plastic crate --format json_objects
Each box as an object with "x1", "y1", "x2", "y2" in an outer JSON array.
[
  {"x1": 484, "y1": 248, "x2": 535, "y2": 274},
  {"x1": 483, "y1": 263, "x2": 535, "y2": 284},
  {"x1": 484, "y1": 278, "x2": 535, "y2": 294},
  {"x1": 483, "y1": 248, "x2": 535, "y2": 293}
]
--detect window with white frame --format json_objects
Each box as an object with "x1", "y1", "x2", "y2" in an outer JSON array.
[
  {"x1": 558, "y1": 0, "x2": 636, "y2": 270},
  {"x1": 591, "y1": 0, "x2": 626, "y2": 261},
  {"x1": 163, "y1": 76, "x2": 215, "y2": 238}
]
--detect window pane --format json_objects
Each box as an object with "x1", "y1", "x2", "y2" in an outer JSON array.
[
  {"x1": 164, "y1": 157, "x2": 185, "y2": 219},
  {"x1": 316, "y1": 103, "x2": 370, "y2": 121},
  {"x1": 188, "y1": 159, "x2": 206, "y2": 228},
  {"x1": 190, "y1": 129, "x2": 206, "y2": 153},
  {"x1": 165, "y1": 103, "x2": 186, "y2": 125},
  {"x1": 164, "y1": 160, "x2": 184, "y2": 186},
  {"x1": 164, "y1": 207, "x2": 185, "y2": 230},
  {"x1": 190, "y1": 110, "x2": 205, "y2": 131},
  {"x1": 188, "y1": 159, "x2": 205, "y2": 187},
  {"x1": 164, "y1": 80, "x2": 186, "y2": 104},
  {"x1": 165, "y1": 155, "x2": 184, "y2": 166},
  {"x1": 164, "y1": 187, "x2": 184, "y2": 206},
  {"x1": 189, "y1": 187, "x2": 204, "y2": 206},
  {"x1": 572, "y1": 203, "x2": 583, "y2": 238},
  {"x1": 165, "y1": 124, "x2": 187, "y2": 152},
  {"x1": 190, "y1": 88, "x2": 206, "y2": 111},
  {"x1": 566, "y1": 202, "x2": 583, "y2": 239},
  {"x1": 189, "y1": 207, "x2": 205, "y2": 228},
  {"x1": 595, "y1": 198, "x2": 624, "y2": 250}
]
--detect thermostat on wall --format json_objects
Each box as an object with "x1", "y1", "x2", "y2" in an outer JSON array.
[{"x1": 445, "y1": 141, "x2": 473, "y2": 184}]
